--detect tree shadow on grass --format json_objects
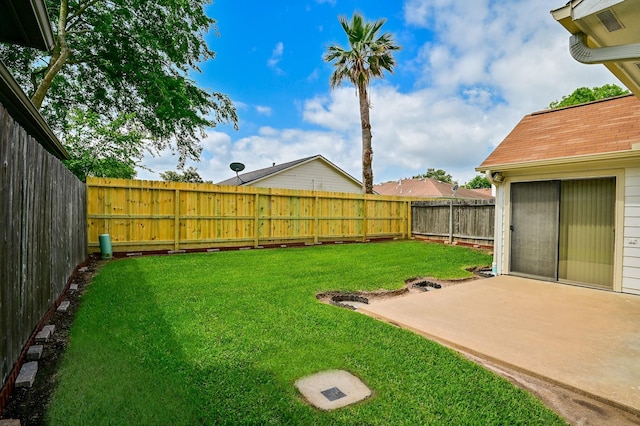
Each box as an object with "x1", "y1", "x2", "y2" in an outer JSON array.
[
  {"x1": 43, "y1": 259, "x2": 315, "y2": 425},
  {"x1": 45, "y1": 256, "x2": 565, "y2": 426}
]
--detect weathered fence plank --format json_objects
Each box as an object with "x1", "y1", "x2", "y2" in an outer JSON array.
[
  {"x1": 411, "y1": 199, "x2": 495, "y2": 246},
  {"x1": 0, "y1": 104, "x2": 87, "y2": 402}
]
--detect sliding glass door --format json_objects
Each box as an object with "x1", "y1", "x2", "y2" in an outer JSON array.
[
  {"x1": 510, "y1": 181, "x2": 560, "y2": 280},
  {"x1": 558, "y1": 178, "x2": 615, "y2": 288},
  {"x1": 510, "y1": 178, "x2": 615, "y2": 289}
]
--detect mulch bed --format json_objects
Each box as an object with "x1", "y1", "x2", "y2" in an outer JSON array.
[{"x1": 0, "y1": 257, "x2": 100, "y2": 425}]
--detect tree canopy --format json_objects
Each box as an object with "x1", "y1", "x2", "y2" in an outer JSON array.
[
  {"x1": 160, "y1": 167, "x2": 209, "y2": 183},
  {"x1": 61, "y1": 109, "x2": 143, "y2": 182},
  {"x1": 0, "y1": 0, "x2": 237, "y2": 171},
  {"x1": 464, "y1": 175, "x2": 491, "y2": 189},
  {"x1": 324, "y1": 12, "x2": 400, "y2": 193},
  {"x1": 548, "y1": 84, "x2": 628, "y2": 109},
  {"x1": 413, "y1": 168, "x2": 453, "y2": 183}
]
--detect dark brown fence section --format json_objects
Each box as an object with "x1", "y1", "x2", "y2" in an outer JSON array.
[
  {"x1": 411, "y1": 199, "x2": 495, "y2": 247},
  {"x1": 0, "y1": 104, "x2": 87, "y2": 403}
]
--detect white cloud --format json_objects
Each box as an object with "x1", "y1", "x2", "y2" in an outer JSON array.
[
  {"x1": 303, "y1": 89, "x2": 361, "y2": 132},
  {"x1": 136, "y1": 147, "x2": 181, "y2": 181},
  {"x1": 210, "y1": 127, "x2": 356, "y2": 183},
  {"x1": 267, "y1": 42, "x2": 285, "y2": 74},
  {"x1": 307, "y1": 68, "x2": 320, "y2": 82},
  {"x1": 408, "y1": 0, "x2": 617, "y2": 109},
  {"x1": 139, "y1": 0, "x2": 622, "y2": 187},
  {"x1": 255, "y1": 105, "x2": 272, "y2": 116},
  {"x1": 303, "y1": 0, "x2": 620, "y2": 184},
  {"x1": 297, "y1": 85, "x2": 514, "y2": 185},
  {"x1": 403, "y1": 0, "x2": 431, "y2": 27},
  {"x1": 138, "y1": 127, "x2": 356, "y2": 184}
]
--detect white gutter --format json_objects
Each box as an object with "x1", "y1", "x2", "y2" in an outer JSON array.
[
  {"x1": 476, "y1": 147, "x2": 640, "y2": 174},
  {"x1": 570, "y1": 32, "x2": 640, "y2": 64}
]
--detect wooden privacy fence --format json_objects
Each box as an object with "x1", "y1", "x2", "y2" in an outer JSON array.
[
  {"x1": 1, "y1": 104, "x2": 87, "y2": 403},
  {"x1": 86, "y1": 178, "x2": 416, "y2": 253},
  {"x1": 411, "y1": 199, "x2": 495, "y2": 246}
]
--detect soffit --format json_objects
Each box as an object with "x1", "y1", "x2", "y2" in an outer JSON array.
[
  {"x1": 553, "y1": 0, "x2": 640, "y2": 97},
  {"x1": 0, "y1": 61, "x2": 68, "y2": 159},
  {"x1": 0, "y1": 0, "x2": 54, "y2": 51}
]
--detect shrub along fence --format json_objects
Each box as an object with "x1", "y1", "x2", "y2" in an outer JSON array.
[
  {"x1": 86, "y1": 178, "x2": 415, "y2": 254},
  {"x1": 411, "y1": 199, "x2": 495, "y2": 247},
  {"x1": 0, "y1": 104, "x2": 87, "y2": 409}
]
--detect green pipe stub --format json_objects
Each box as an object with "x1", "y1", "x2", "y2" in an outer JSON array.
[{"x1": 98, "y1": 234, "x2": 113, "y2": 259}]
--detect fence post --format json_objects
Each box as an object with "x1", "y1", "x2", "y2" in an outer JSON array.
[
  {"x1": 254, "y1": 193, "x2": 260, "y2": 247},
  {"x1": 449, "y1": 200, "x2": 453, "y2": 243},
  {"x1": 362, "y1": 197, "x2": 368, "y2": 242},
  {"x1": 314, "y1": 196, "x2": 319, "y2": 244},
  {"x1": 174, "y1": 189, "x2": 180, "y2": 251},
  {"x1": 406, "y1": 200, "x2": 412, "y2": 239}
]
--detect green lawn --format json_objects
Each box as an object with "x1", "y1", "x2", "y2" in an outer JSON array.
[{"x1": 47, "y1": 241, "x2": 565, "y2": 425}]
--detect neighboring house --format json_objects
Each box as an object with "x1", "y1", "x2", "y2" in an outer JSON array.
[
  {"x1": 374, "y1": 178, "x2": 494, "y2": 200},
  {"x1": 217, "y1": 155, "x2": 363, "y2": 193},
  {"x1": 476, "y1": 95, "x2": 640, "y2": 295},
  {"x1": 552, "y1": 0, "x2": 640, "y2": 97}
]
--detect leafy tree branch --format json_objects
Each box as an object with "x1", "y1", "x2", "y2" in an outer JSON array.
[{"x1": 0, "y1": 0, "x2": 238, "y2": 171}]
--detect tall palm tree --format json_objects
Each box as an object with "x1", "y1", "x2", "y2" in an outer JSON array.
[{"x1": 324, "y1": 13, "x2": 400, "y2": 193}]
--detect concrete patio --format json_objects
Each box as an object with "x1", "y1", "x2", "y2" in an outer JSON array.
[{"x1": 358, "y1": 276, "x2": 640, "y2": 414}]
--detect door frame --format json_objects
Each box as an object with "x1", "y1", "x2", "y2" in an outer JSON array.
[
  {"x1": 509, "y1": 180, "x2": 560, "y2": 281},
  {"x1": 502, "y1": 168, "x2": 625, "y2": 292}
]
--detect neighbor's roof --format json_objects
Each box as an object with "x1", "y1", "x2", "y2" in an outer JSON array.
[
  {"x1": 374, "y1": 178, "x2": 494, "y2": 200},
  {"x1": 217, "y1": 155, "x2": 362, "y2": 187},
  {"x1": 478, "y1": 94, "x2": 640, "y2": 169}
]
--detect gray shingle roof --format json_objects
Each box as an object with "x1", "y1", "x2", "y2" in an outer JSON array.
[{"x1": 218, "y1": 155, "x2": 322, "y2": 186}]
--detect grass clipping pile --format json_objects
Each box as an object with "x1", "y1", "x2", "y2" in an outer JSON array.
[{"x1": 1, "y1": 258, "x2": 100, "y2": 425}]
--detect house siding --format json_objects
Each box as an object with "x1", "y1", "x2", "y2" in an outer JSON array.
[
  {"x1": 248, "y1": 160, "x2": 362, "y2": 193},
  {"x1": 494, "y1": 184, "x2": 506, "y2": 275},
  {"x1": 623, "y1": 167, "x2": 640, "y2": 294}
]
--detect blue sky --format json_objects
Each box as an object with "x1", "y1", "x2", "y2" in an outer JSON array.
[{"x1": 136, "y1": 0, "x2": 620, "y2": 185}]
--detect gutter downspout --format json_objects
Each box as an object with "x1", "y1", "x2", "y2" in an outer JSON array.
[
  {"x1": 484, "y1": 170, "x2": 504, "y2": 186},
  {"x1": 570, "y1": 32, "x2": 640, "y2": 64}
]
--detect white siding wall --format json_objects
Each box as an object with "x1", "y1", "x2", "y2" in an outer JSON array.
[
  {"x1": 623, "y1": 167, "x2": 640, "y2": 294},
  {"x1": 249, "y1": 160, "x2": 362, "y2": 193},
  {"x1": 494, "y1": 183, "x2": 506, "y2": 275}
]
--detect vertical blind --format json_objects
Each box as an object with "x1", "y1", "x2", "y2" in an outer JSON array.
[{"x1": 558, "y1": 178, "x2": 615, "y2": 288}]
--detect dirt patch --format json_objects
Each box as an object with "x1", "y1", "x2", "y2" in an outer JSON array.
[
  {"x1": 465, "y1": 352, "x2": 640, "y2": 426},
  {"x1": 0, "y1": 257, "x2": 102, "y2": 425},
  {"x1": 316, "y1": 274, "x2": 479, "y2": 309}
]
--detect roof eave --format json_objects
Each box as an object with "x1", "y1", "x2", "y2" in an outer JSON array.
[
  {"x1": 1, "y1": 0, "x2": 55, "y2": 51},
  {"x1": 0, "y1": 60, "x2": 68, "y2": 159},
  {"x1": 552, "y1": 0, "x2": 640, "y2": 98},
  {"x1": 551, "y1": 4, "x2": 581, "y2": 34},
  {"x1": 246, "y1": 155, "x2": 363, "y2": 188},
  {"x1": 31, "y1": 0, "x2": 55, "y2": 50},
  {"x1": 245, "y1": 156, "x2": 320, "y2": 186},
  {"x1": 476, "y1": 148, "x2": 640, "y2": 174}
]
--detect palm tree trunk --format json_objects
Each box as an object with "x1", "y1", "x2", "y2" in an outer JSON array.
[{"x1": 358, "y1": 83, "x2": 373, "y2": 194}]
